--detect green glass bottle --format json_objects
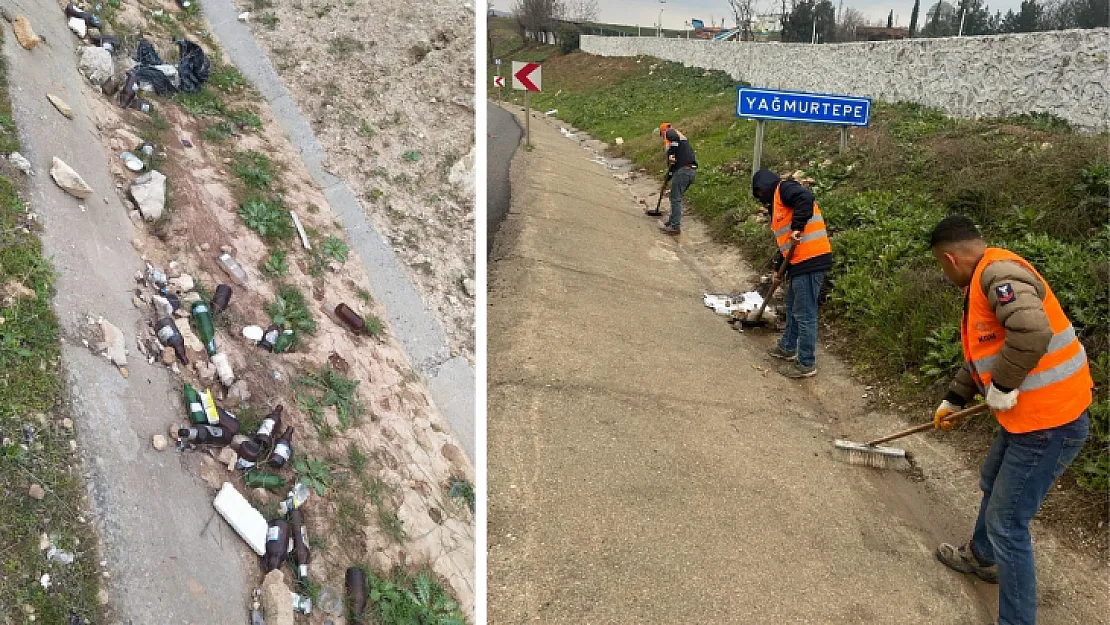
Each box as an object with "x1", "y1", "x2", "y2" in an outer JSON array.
[
  {"x1": 190, "y1": 302, "x2": 217, "y2": 355},
  {"x1": 183, "y1": 383, "x2": 207, "y2": 425},
  {"x1": 244, "y1": 471, "x2": 286, "y2": 491}
]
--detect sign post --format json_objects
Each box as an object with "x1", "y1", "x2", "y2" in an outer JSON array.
[
  {"x1": 494, "y1": 58, "x2": 503, "y2": 107},
  {"x1": 736, "y1": 86, "x2": 871, "y2": 179},
  {"x1": 512, "y1": 61, "x2": 542, "y2": 146}
]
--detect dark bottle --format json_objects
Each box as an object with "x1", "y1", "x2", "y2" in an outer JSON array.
[
  {"x1": 177, "y1": 424, "x2": 234, "y2": 445},
  {"x1": 258, "y1": 324, "x2": 281, "y2": 352},
  {"x1": 90, "y1": 34, "x2": 119, "y2": 51},
  {"x1": 289, "y1": 508, "x2": 310, "y2": 582},
  {"x1": 345, "y1": 567, "x2": 368, "y2": 624},
  {"x1": 253, "y1": 405, "x2": 283, "y2": 451},
  {"x1": 236, "y1": 439, "x2": 261, "y2": 470},
  {"x1": 183, "y1": 383, "x2": 207, "y2": 425},
  {"x1": 269, "y1": 426, "x2": 294, "y2": 469},
  {"x1": 154, "y1": 317, "x2": 189, "y2": 364},
  {"x1": 190, "y1": 302, "x2": 217, "y2": 355},
  {"x1": 262, "y1": 519, "x2": 291, "y2": 573},
  {"x1": 334, "y1": 304, "x2": 367, "y2": 335},
  {"x1": 217, "y1": 408, "x2": 241, "y2": 437},
  {"x1": 211, "y1": 284, "x2": 232, "y2": 315},
  {"x1": 118, "y1": 73, "x2": 139, "y2": 108},
  {"x1": 158, "y1": 287, "x2": 181, "y2": 312}
]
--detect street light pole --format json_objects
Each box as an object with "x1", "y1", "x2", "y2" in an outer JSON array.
[{"x1": 658, "y1": 0, "x2": 666, "y2": 37}]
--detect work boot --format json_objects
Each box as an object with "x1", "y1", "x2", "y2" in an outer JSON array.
[
  {"x1": 767, "y1": 345, "x2": 797, "y2": 361},
  {"x1": 778, "y1": 361, "x2": 816, "y2": 379},
  {"x1": 935, "y1": 542, "x2": 999, "y2": 584},
  {"x1": 658, "y1": 222, "x2": 680, "y2": 235}
]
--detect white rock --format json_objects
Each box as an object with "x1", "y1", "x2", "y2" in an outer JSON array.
[
  {"x1": 99, "y1": 319, "x2": 127, "y2": 367},
  {"x1": 77, "y1": 46, "x2": 113, "y2": 85},
  {"x1": 242, "y1": 325, "x2": 264, "y2": 343},
  {"x1": 261, "y1": 570, "x2": 295, "y2": 625},
  {"x1": 462, "y1": 278, "x2": 476, "y2": 297},
  {"x1": 168, "y1": 274, "x2": 195, "y2": 293},
  {"x1": 237, "y1": 12, "x2": 250, "y2": 21},
  {"x1": 50, "y1": 157, "x2": 93, "y2": 198},
  {"x1": 152, "y1": 435, "x2": 168, "y2": 451},
  {"x1": 130, "y1": 171, "x2": 167, "y2": 222},
  {"x1": 8, "y1": 152, "x2": 33, "y2": 176},
  {"x1": 68, "y1": 17, "x2": 87, "y2": 39},
  {"x1": 447, "y1": 146, "x2": 475, "y2": 198},
  {"x1": 228, "y1": 380, "x2": 251, "y2": 406}
]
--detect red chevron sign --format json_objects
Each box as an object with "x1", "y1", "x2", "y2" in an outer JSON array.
[
  {"x1": 512, "y1": 62, "x2": 541, "y2": 91},
  {"x1": 494, "y1": 75, "x2": 504, "y2": 88}
]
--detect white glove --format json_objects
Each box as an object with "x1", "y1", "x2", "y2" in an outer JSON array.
[{"x1": 986, "y1": 384, "x2": 1019, "y2": 411}]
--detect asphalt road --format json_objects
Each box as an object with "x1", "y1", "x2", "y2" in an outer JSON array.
[
  {"x1": 486, "y1": 106, "x2": 1108, "y2": 625},
  {"x1": 487, "y1": 103, "x2": 521, "y2": 251}
]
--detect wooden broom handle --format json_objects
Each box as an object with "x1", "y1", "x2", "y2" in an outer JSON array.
[{"x1": 867, "y1": 404, "x2": 989, "y2": 447}]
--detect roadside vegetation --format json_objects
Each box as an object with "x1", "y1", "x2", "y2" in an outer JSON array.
[
  {"x1": 0, "y1": 30, "x2": 104, "y2": 624},
  {"x1": 490, "y1": 23, "x2": 1109, "y2": 534}
]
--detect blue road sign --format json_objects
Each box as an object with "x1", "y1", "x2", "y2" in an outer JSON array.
[{"x1": 736, "y1": 86, "x2": 871, "y2": 126}]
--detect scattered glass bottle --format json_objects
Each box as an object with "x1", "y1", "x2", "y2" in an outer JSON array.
[
  {"x1": 346, "y1": 567, "x2": 368, "y2": 624},
  {"x1": 262, "y1": 519, "x2": 290, "y2": 573},
  {"x1": 270, "y1": 426, "x2": 294, "y2": 469},
  {"x1": 211, "y1": 284, "x2": 232, "y2": 315},
  {"x1": 253, "y1": 405, "x2": 283, "y2": 452},
  {"x1": 183, "y1": 383, "x2": 207, "y2": 425},
  {"x1": 155, "y1": 317, "x2": 189, "y2": 364},
  {"x1": 290, "y1": 507, "x2": 310, "y2": 583},
  {"x1": 190, "y1": 302, "x2": 217, "y2": 355},
  {"x1": 334, "y1": 304, "x2": 367, "y2": 335}
]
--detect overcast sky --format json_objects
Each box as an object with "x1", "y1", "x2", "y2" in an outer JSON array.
[{"x1": 491, "y1": 0, "x2": 1027, "y2": 30}]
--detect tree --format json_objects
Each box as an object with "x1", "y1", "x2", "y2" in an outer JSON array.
[
  {"x1": 561, "y1": 0, "x2": 599, "y2": 23},
  {"x1": 782, "y1": 0, "x2": 837, "y2": 41},
  {"x1": 513, "y1": 0, "x2": 563, "y2": 42},
  {"x1": 727, "y1": 0, "x2": 760, "y2": 39},
  {"x1": 909, "y1": 0, "x2": 921, "y2": 35},
  {"x1": 887, "y1": 9, "x2": 894, "y2": 26},
  {"x1": 950, "y1": 0, "x2": 994, "y2": 35},
  {"x1": 836, "y1": 6, "x2": 866, "y2": 39},
  {"x1": 1043, "y1": 0, "x2": 1109, "y2": 28}
]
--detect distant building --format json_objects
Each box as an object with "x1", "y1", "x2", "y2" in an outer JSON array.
[
  {"x1": 488, "y1": 8, "x2": 512, "y2": 18},
  {"x1": 854, "y1": 26, "x2": 910, "y2": 41}
]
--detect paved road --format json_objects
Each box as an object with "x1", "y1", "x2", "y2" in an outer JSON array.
[
  {"x1": 487, "y1": 103, "x2": 521, "y2": 251},
  {"x1": 486, "y1": 106, "x2": 1108, "y2": 625},
  {"x1": 2, "y1": 1, "x2": 250, "y2": 621}
]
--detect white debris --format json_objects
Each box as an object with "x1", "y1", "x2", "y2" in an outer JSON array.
[
  {"x1": 703, "y1": 291, "x2": 765, "y2": 316},
  {"x1": 544, "y1": 109, "x2": 558, "y2": 116},
  {"x1": 68, "y1": 17, "x2": 87, "y2": 38}
]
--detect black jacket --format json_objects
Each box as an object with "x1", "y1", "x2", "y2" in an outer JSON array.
[
  {"x1": 753, "y1": 172, "x2": 832, "y2": 277},
  {"x1": 664, "y1": 129, "x2": 697, "y2": 174}
]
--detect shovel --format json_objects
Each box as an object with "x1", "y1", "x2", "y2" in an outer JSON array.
[{"x1": 737, "y1": 241, "x2": 797, "y2": 329}]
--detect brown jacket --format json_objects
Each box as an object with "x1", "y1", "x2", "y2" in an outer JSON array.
[{"x1": 949, "y1": 259, "x2": 1054, "y2": 402}]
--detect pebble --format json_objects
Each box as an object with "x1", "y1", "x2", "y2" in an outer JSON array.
[
  {"x1": 131, "y1": 238, "x2": 144, "y2": 251},
  {"x1": 152, "y1": 435, "x2": 168, "y2": 451},
  {"x1": 161, "y1": 346, "x2": 176, "y2": 366},
  {"x1": 62, "y1": 418, "x2": 73, "y2": 430},
  {"x1": 29, "y1": 483, "x2": 45, "y2": 500}
]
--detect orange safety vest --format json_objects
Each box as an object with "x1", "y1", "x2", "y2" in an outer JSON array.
[
  {"x1": 771, "y1": 186, "x2": 832, "y2": 264},
  {"x1": 962, "y1": 248, "x2": 1093, "y2": 433}
]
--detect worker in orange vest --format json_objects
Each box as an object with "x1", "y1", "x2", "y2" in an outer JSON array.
[
  {"x1": 929, "y1": 215, "x2": 1091, "y2": 625},
  {"x1": 752, "y1": 169, "x2": 833, "y2": 378}
]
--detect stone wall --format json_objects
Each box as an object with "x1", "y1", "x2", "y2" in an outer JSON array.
[{"x1": 581, "y1": 30, "x2": 1110, "y2": 131}]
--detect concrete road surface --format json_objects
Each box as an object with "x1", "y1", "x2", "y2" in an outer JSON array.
[
  {"x1": 487, "y1": 103, "x2": 521, "y2": 249},
  {"x1": 487, "y1": 106, "x2": 1108, "y2": 625}
]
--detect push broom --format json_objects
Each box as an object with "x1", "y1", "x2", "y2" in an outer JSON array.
[{"x1": 833, "y1": 404, "x2": 989, "y2": 469}]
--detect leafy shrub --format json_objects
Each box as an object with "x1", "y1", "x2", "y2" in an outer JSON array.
[
  {"x1": 266, "y1": 284, "x2": 316, "y2": 335},
  {"x1": 238, "y1": 196, "x2": 293, "y2": 240},
  {"x1": 231, "y1": 150, "x2": 274, "y2": 190}
]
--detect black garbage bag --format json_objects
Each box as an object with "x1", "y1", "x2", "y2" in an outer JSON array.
[{"x1": 126, "y1": 37, "x2": 210, "y2": 96}]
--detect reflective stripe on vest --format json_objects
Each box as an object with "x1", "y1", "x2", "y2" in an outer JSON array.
[
  {"x1": 961, "y1": 248, "x2": 1093, "y2": 433},
  {"x1": 771, "y1": 188, "x2": 832, "y2": 263}
]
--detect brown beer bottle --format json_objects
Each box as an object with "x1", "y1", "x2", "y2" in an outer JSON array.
[
  {"x1": 290, "y1": 508, "x2": 310, "y2": 582},
  {"x1": 217, "y1": 408, "x2": 241, "y2": 438},
  {"x1": 258, "y1": 324, "x2": 281, "y2": 352},
  {"x1": 211, "y1": 284, "x2": 232, "y2": 315},
  {"x1": 334, "y1": 304, "x2": 367, "y2": 335},
  {"x1": 235, "y1": 439, "x2": 261, "y2": 470},
  {"x1": 154, "y1": 317, "x2": 189, "y2": 364},
  {"x1": 177, "y1": 424, "x2": 234, "y2": 445},
  {"x1": 270, "y1": 426, "x2": 294, "y2": 469},
  {"x1": 345, "y1": 567, "x2": 368, "y2": 624},
  {"x1": 253, "y1": 405, "x2": 283, "y2": 451},
  {"x1": 262, "y1": 519, "x2": 291, "y2": 573}
]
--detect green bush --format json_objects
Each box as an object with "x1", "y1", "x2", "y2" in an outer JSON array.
[
  {"x1": 238, "y1": 195, "x2": 294, "y2": 240},
  {"x1": 557, "y1": 25, "x2": 580, "y2": 53}
]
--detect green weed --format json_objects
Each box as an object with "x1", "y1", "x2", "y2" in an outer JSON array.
[
  {"x1": 238, "y1": 196, "x2": 294, "y2": 240},
  {"x1": 295, "y1": 364, "x2": 363, "y2": 429},
  {"x1": 266, "y1": 284, "x2": 317, "y2": 335},
  {"x1": 320, "y1": 236, "x2": 349, "y2": 263},
  {"x1": 231, "y1": 150, "x2": 274, "y2": 190},
  {"x1": 261, "y1": 249, "x2": 289, "y2": 277},
  {"x1": 292, "y1": 456, "x2": 334, "y2": 496},
  {"x1": 448, "y1": 477, "x2": 475, "y2": 513},
  {"x1": 363, "y1": 568, "x2": 465, "y2": 624},
  {"x1": 174, "y1": 88, "x2": 226, "y2": 116},
  {"x1": 208, "y1": 62, "x2": 248, "y2": 92},
  {"x1": 403, "y1": 150, "x2": 422, "y2": 163}
]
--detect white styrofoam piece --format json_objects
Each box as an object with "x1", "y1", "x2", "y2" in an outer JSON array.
[{"x1": 213, "y1": 482, "x2": 267, "y2": 555}]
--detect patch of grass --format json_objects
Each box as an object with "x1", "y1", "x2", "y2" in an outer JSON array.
[
  {"x1": 208, "y1": 62, "x2": 248, "y2": 93},
  {"x1": 231, "y1": 150, "x2": 274, "y2": 190},
  {"x1": 0, "y1": 28, "x2": 103, "y2": 621},
  {"x1": 361, "y1": 567, "x2": 464, "y2": 624},
  {"x1": 261, "y1": 249, "x2": 289, "y2": 278},
  {"x1": 347, "y1": 441, "x2": 368, "y2": 474},
  {"x1": 295, "y1": 364, "x2": 363, "y2": 429},
  {"x1": 292, "y1": 456, "x2": 334, "y2": 496},
  {"x1": 377, "y1": 508, "x2": 406, "y2": 544},
  {"x1": 320, "y1": 236, "x2": 349, "y2": 263},
  {"x1": 202, "y1": 120, "x2": 235, "y2": 142},
  {"x1": 296, "y1": 392, "x2": 334, "y2": 441},
  {"x1": 259, "y1": 12, "x2": 280, "y2": 29},
  {"x1": 174, "y1": 88, "x2": 226, "y2": 116},
  {"x1": 355, "y1": 287, "x2": 373, "y2": 304},
  {"x1": 238, "y1": 195, "x2": 294, "y2": 240},
  {"x1": 266, "y1": 284, "x2": 317, "y2": 336},
  {"x1": 448, "y1": 477, "x2": 475, "y2": 513},
  {"x1": 328, "y1": 35, "x2": 364, "y2": 55},
  {"x1": 335, "y1": 491, "x2": 367, "y2": 541},
  {"x1": 359, "y1": 120, "x2": 375, "y2": 138},
  {"x1": 227, "y1": 108, "x2": 263, "y2": 130},
  {"x1": 403, "y1": 150, "x2": 422, "y2": 163}
]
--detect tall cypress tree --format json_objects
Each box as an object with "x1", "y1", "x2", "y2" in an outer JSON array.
[
  {"x1": 887, "y1": 9, "x2": 894, "y2": 26},
  {"x1": 909, "y1": 0, "x2": 921, "y2": 35}
]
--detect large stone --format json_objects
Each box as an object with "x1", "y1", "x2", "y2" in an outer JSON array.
[
  {"x1": 167, "y1": 274, "x2": 195, "y2": 293},
  {"x1": 8, "y1": 152, "x2": 33, "y2": 176},
  {"x1": 50, "y1": 157, "x2": 93, "y2": 199},
  {"x1": 99, "y1": 319, "x2": 127, "y2": 367},
  {"x1": 13, "y1": 15, "x2": 41, "y2": 50},
  {"x1": 176, "y1": 319, "x2": 205, "y2": 355},
  {"x1": 77, "y1": 46, "x2": 113, "y2": 85},
  {"x1": 28, "y1": 483, "x2": 45, "y2": 500},
  {"x1": 130, "y1": 171, "x2": 167, "y2": 222},
  {"x1": 261, "y1": 570, "x2": 295, "y2": 625},
  {"x1": 47, "y1": 94, "x2": 74, "y2": 120}
]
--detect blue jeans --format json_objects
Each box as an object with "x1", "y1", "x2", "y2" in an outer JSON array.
[
  {"x1": 668, "y1": 167, "x2": 695, "y2": 228},
  {"x1": 777, "y1": 271, "x2": 825, "y2": 367},
  {"x1": 971, "y1": 411, "x2": 1089, "y2": 625}
]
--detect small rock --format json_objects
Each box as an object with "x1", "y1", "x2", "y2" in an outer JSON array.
[
  {"x1": 131, "y1": 295, "x2": 144, "y2": 309},
  {"x1": 98, "y1": 588, "x2": 110, "y2": 605},
  {"x1": 166, "y1": 261, "x2": 182, "y2": 279},
  {"x1": 77, "y1": 46, "x2": 114, "y2": 85},
  {"x1": 50, "y1": 157, "x2": 93, "y2": 199},
  {"x1": 428, "y1": 507, "x2": 443, "y2": 523},
  {"x1": 614, "y1": 137, "x2": 624, "y2": 145},
  {"x1": 161, "y1": 346, "x2": 176, "y2": 366},
  {"x1": 130, "y1": 171, "x2": 167, "y2": 222},
  {"x1": 8, "y1": 152, "x2": 33, "y2": 176},
  {"x1": 62, "y1": 418, "x2": 73, "y2": 430},
  {"x1": 2, "y1": 279, "x2": 37, "y2": 304},
  {"x1": 28, "y1": 483, "x2": 45, "y2": 500},
  {"x1": 227, "y1": 380, "x2": 251, "y2": 406},
  {"x1": 13, "y1": 15, "x2": 41, "y2": 49},
  {"x1": 38, "y1": 533, "x2": 50, "y2": 550},
  {"x1": 152, "y1": 435, "x2": 168, "y2": 451},
  {"x1": 128, "y1": 210, "x2": 143, "y2": 225},
  {"x1": 200, "y1": 242, "x2": 211, "y2": 252},
  {"x1": 261, "y1": 570, "x2": 295, "y2": 625},
  {"x1": 168, "y1": 274, "x2": 195, "y2": 293},
  {"x1": 447, "y1": 146, "x2": 475, "y2": 198},
  {"x1": 99, "y1": 319, "x2": 127, "y2": 367},
  {"x1": 195, "y1": 360, "x2": 217, "y2": 385},
  {"x1": 237, "y1": 12, "x2": 250, "y2": 21},
  {"x1": 217, "y1": 446, "x2": 237, "y2": 468},
  {"x1": 131, "y1": 238, "x2": 144, "y2": 251},
  {"x1": 68, "y1": 16, "x2": 87, "y2": 39},
  {"x1": 47, "y1": 94, "x2": 74, "y2": 119},
  {"x1": 220, "y1": 245, "x2": 235, "y2": 255},
  {"x1": 440, "y1": 443, "x2": 465, "y2": 468},
  {"x1": 462, "y1": 278, "x2": 475, "y2": 298}
]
